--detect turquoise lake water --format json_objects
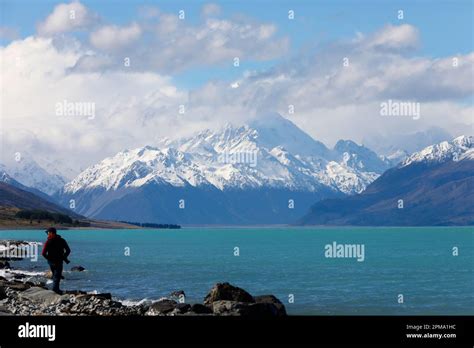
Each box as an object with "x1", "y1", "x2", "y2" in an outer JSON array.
[{"x1": 1, "y1": 227, "x2": 472, "y2": 315}]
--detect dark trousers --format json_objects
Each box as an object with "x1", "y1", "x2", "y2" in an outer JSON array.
[{"x1": 48, "y1": 261, "x2": 63, "y2": 293}]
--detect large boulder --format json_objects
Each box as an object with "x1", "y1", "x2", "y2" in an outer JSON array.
[
  {"x1": 19, "y1": 287, "x2": 67, "y2": 305},
  {"x1": 175, "y1": 303, "x2": 191, "y2": 314},
  {"x1": 146, "y1": 299, "x2": 177, "y2": 315},
  {"x1": 254, "y1": 295, "x2": 287, "y2": 316},
  {"x1": 211, "y1": 300, "x2": 248, "y2": 315},
  {"x1": 204, "y1": 283, "x2": 254, "y2": 306},
  {"x1": 211, "y1": 299, "x2": 287, "y2": 317},
  {"x1": 190, "y1": 303, "x2": 213, "y2": 314}
]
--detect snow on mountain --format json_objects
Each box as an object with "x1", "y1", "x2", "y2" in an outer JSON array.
[
  {"x1": 385, "y1": 149, "x2": 409, "y2": 165},
  {"x1": 333, "y1": 139, "x2": 392, "y2": 173},
  {"x1": 0, "y1": 155, "x2": 66, "y2": 196},
  {"x1": 459, "y1": 148, "x2": 474, "y2": 161},
  {"x1": 35, "y1": 156, "x2": 78, "y2": 181},
  {"x1": 63, "y1": 114, "x2": 387, "y2": 196},
  {"x1": 0, "y1": 165, "x2": 17, "y2": 185},
  {"x1": 249, "y1": 113, "x2": 333, "y2": 158},
  {"x1": 401, "y1": 135, "x2": 473, "y2": 167}
]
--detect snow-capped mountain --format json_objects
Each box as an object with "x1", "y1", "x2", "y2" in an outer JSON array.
[
  {"x1": 57, "y1": 113, "x2": 392, "y2": 224},
  {"x1": 34, "y1": 156, "x2": 79, "y2": 182},
  {"x1": 385, "y1": 149, "x2": 410, "y2": 165},
  {"x1": 301, "y1": 135, "x2": 474, "y2": 226},
  {"x1": 64, "y1": 113, "x2": 387, "y2": 196},
  {"x1": 401, "y1": 135, "x2": 473, "y2": 167},
  {"x1": 0, "y1": 156, "x2": 66, "y2": 196},
  {"x1": 334, "y1": 140, "x2": 392, "y2": 173},
  {"x1": 0, "y1": 167, "x2": 61, "y2": 204}
]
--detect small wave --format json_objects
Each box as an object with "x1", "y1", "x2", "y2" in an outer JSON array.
[
  {"x1": 0, "y1": 268, "x2": 46, "y2": 283},
  {"x1": 7, "y1": 269, "x2": 45, "y2": 277},
  {"x1": 0, "y1": 269, "x2": 45, "y2": 279},
  {"x1": 119, "y1": 297, "x2": 167, "y2": 307},
  {"x1": 120, "y1": 298, "x2": 150, "y2": 306}
]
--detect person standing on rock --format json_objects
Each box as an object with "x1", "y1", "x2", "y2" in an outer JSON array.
[{"x1": 42, "y1": 227, "x2": 71, "y2": 294}]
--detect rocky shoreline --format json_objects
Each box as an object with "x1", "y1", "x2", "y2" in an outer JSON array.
[{"x1": 0, "y1": 240, "x2": 286, "y2": 317}]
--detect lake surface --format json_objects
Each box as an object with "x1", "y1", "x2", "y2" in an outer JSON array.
[{"x1": 1, "y1": 227, "x2": 472, "y2": 315}]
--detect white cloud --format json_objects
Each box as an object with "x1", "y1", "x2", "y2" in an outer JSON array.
[
  {"x1": 364, "y1": 24, "x2": 419, "y2": 50},
  {"x1": 35, "y1": 4, "x2": 288, "y2": 73},
  {"x1": 202, "y1": 3, "x2": 221, "y2": 17},
  {"x1": 182, "y1": 24, "x2": 473, "y2": 145},
  {"x1": 90, "y1": 23, "x2": 142, "y2": 51},
  {"x1": 37, "y1": 1, "x2": 99, "y2": 36},
  {"x1": 145, "y1": 16, "x2": 289, "y2": 72},
  {"x1": 1, "y1": 20, "x2": 472, "y2": 179},
  {"x1": 1, "y1": 37, "x2": 188, "y2": 174}
]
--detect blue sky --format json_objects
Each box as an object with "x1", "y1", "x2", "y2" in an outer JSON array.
[
  {"x1": 2, "y1": 0, "x2": 473, "y2": 88},
  {"x1": 0, "y1": 0, "x2": 474, "y2": 88},
  {"x1": 2, "y1": 0, "x2": 473, "y2": 53}
]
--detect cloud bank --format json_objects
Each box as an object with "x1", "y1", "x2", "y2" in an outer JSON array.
[{"x1": 1, "y1": 2, "x2": 473, "y2": 177}]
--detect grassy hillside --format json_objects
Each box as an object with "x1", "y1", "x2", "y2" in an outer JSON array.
[{"x1": 0, "y1": 182, "x2": 137, "y2": 230}]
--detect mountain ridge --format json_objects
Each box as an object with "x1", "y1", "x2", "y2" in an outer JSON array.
[
  {"x1": 56, "y1": 113, "x2": 391, "y2": 224},
  {"x1": 300, "y1": 135, "x2": 474, "y2": 226}
]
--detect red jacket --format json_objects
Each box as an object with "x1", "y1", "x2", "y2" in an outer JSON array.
[{"x1": 42, "y1": 234, "x2": 71, "y2": 263}]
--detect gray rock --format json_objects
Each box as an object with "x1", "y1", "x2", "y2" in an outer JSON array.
[
  {"x1": 71, "y1": 266, "x2": 85, "y2": 272},
  {"x1": 204, "y1": 282, "x2": 255, "y2": 306},
  {"x1": 190, "y1": 303, "x2": 213, "y2": 314},
  {"x1": 175, "y1": 303, "x2": 191, "y2": 314},
  {"x1": 243, "y1": 302, "x2": 286, "y2": 317},
  {"x1": 19, "y1": 287, "x2": 66, "y2": 305},
  {"x1": 212, "y1": 300, "x2": 247, "y2": 315},
  {"x1": 146, "y1": 299, "x2": 177, "y2": 315},
  {"x1": 254, "y1": 295, "x2": 287, "y2": 316},
  {"x1": 212, "y1": 298, "x2": 287, "y2": 317},
  {"x1": 75, "y1": 293, "x2": 112, "y2": 301}
]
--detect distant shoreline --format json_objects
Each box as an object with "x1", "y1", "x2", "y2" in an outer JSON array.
[
  {"x1": 0, "y1": 219, "x2": 138, "y2": 230},
  {"x1": 1, "y1": 224, "x2": 473, "y2": 231}
]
